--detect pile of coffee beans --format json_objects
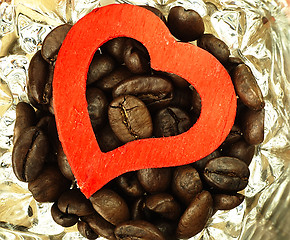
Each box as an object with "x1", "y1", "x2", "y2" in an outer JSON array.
[{"x1": 12, "y1": 5, "x2": 265, "y2": 240}]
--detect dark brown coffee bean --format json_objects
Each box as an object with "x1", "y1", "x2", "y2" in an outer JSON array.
[
  {"x1": 95, "y1": 66, "x2": 132, "y2": 92},
  {"x1": 222, "y1": 139, "x2": 255, "y2": 165},
  {"x1": 57, "y1": 143, "x2": 74, "y2": 180},
  {"x1": 116, "y1": 172, "x2": 144, "y2": 198},
  {"x1": 140, "y1": 6, "x2": 166, "y2": 23},
  {"x1": 95, "y1": 124, "x2": 123, "y2": 152},
  {"x1": 222, "y1": 124, "x2": 243, "y2": 146},
  {"x1": 232, "y1": 64, "x2": 264, "y2": 110},
  {"x1": 192, "y1": 150, "x2": 221, "y2": 172},
  {"x1": 213, "y1": 193, "x2": 244, "y2": 210},
  {"x1": 112, "y1": 76, "x2": 173, "y2": 110},
  {"x1": 82, "y1": 213, "x2": 116, "y2": 240},
  {"x1": 137, "y1": 168, "x2": 171, "y2": 193},
  {"x1": 240, "y1": 109, "x2": 265, "y2": 145},
  {"x1": 58, "y1": 189, "x2": 95, "y2": 216},
  {"x1": 89, "y1": 189, "x2": 130, "y2": 226},
  {"x1": 153, "y1": 107, "x2": 191, "y2": 137},
  {"x1": 224, "y1": 57, "x2": 243, "y2": 73},
  {"x1": 163, "y1": 72, "x2": 189, "y2": 88},
  {"x1": 87, "y1": 54, "x2": 116, "y2": 85},
  {"x1": 167, "y1": 6, "x2": 204, "y2": 42},
  {"x1": 115, "y1": 220, "x2": 165, "y2": 240},
  {"x1": 176, "y1": 191, "x2": 213, "y2": 239},
  {"x1": 41, "y1": 24, "x2": 72, "y2": 63},
  {"x1": 51, "y1": 202, "x2": 78, "y2": 227},
  {"x1": 197, "y1": 34, "x2": 230, "y2": 63},
  {"x1": 102, "y1": 37, "x2": 127, "y2": 63},
  {"x1": 12, "y1": 127, "x2": 49, "y2": 182},
  {"x1": 108, "y1": 95, "x2": 153, "y2": 143},
  {"x1": 145, "y1": 193, "x2": 181, "y2": 220},
  {"x1": 123, "y1": 38, "x2": 151, "y2": 74},
  {"x1": 77, "y1": 221, "x2": 99, "y2": 239},
  {"x1": 154, "y1": 220, "x2": 178, "y2": 240},
  {"x1": 170, "y1": 87, "x2": 192, "y2": 110},
  {"x1": 28, "y1": 165, "x2": 71, "y2": 202},
  {"x1": 86, "y1": 88, "x2": 108, "y2": 130},
  {"x1": 203, "y1": 157, "x2": 250, "y2": 192},
  {"x1": 190, "y1": 86, "x2": 201, "y2": 117},
  {"x1": 131, "y1": 197, "x2": 146, "y2": 220},
  {"x1": 172, "y1": 166, "x2": 203, "y2": 205},
  {"x1": 13, "y1": 102, "x2": 36, "y2": 144}
]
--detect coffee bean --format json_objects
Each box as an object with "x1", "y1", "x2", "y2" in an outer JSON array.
[
  {"x1": 170, "y1": 87, "x2": 192, "y2": 110},
  {"x1": 131, "y1": 197, "x2": 146, "y2": 220},
  {"x1": 162, "y1": 72, "x2": 190, "y2": 88},
  {"x1": 140, "y1": 6, "x2": 166, "y2": 23},
  {"x1": 28, "y1": 164, "x2": 71, "y2": 202},
  {"x1": 232, "y1": 64, "x2": 264, "y2": 110},
  {"x1": 77, "y1": 221, "x2": 99, "y2": 239},
  {"x1": 224, "y1": 57, "x2": 243, "y2": 73},
  {"x1": 86, "y1": 88, "x2": 108, "y2": 130},
  {"x1": 115, "y1": 172, "x2": 144, "y2": 198},
  {"x1": 222, "y1": 124, "x2": 243, "y2": 146},
  {"x1": 172, "y1": 166, "x2": 203, "y2": 205},
  {"x1": 115, "y1": 220, "x2": 165, "y2": 240},
  {"x1": 203, "y1": 157, "x2": 250, "y2": 192},
  {"x1": 240, "y1": 108, "x2": 265, "y2": 145},
  {"x1": 12, "y1": 127, "x2": 49, "y2": 182},
  {"x1": 145, "y1": 193, "x2": 181, "y2": 220},
  {"x1": 222, "y1": 139, "x2": 255, "y2": 165},
  {"x1": 213, "y1": 193, "x2": 244, "y2": 210},
  {"x1": 154, "y1": 220, "x2": 178, "y2": 240},
  {"x1": 153, "y1": 107, "x2": 191, "y2": 137},
  {"x1": 176, "y1": 191, "x2": 213, "y2": 239},
  {"x1": 82, "y1": 213, "x2": 116, "y2": 240},
  {"x1": 192, "y1": 150, "x2": 221, "y2": 172},
  {"x1": 197, "y1": 34, "x2": 230, "y2": 63},
  {"x1": 137, "y1": 168, "x2": 172, "y2": 193},
  {"x1": 57, "y1": 143, "x2": 74, "y2": 180},
  {"x1": 102, "y1": 37, "x2": 127, "y2": 63},
  {"x1": 13, "y1": 102, "x2": 36, "y2": 144},
  {"x1": 89, "y1": 189, "x2": 130, "y2": 226},
  {"x1": 167, "y1": 6, "x2": 204, "y2": 42},
  {"x1": 190, "y1": 86, "x2": 201, "y2": 118},
  {"x1": 58, "y1": 189, "x2": 95, "y2": 216},
  {"x1": 41, "y1": 24, "x2": 72, "y2": 63},
  {"x1": 112, "y1": 76, "x2": 173, "y2": 110},
  {"x1": 108, "y1": 95, "x2": 153, "y2": 143},
  {"x1": 87, "y1": 53, "x2": 116, "y2": 85},
  {"x1": 51, "y1": 202, "x2": 78, "y2": 227}
]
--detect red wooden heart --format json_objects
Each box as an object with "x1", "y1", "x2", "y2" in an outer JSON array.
[{"x1": 53, "y1": 4, "x2": 236, "y2": 198}]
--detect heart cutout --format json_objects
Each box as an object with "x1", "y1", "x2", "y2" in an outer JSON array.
[{"x1": 53, "y1": 4, "x2": 236, "y2": 198}]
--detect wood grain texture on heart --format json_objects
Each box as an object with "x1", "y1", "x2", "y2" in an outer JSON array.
[{"x1": 53, "y1": 4, "x2": 236, "y2": 198}]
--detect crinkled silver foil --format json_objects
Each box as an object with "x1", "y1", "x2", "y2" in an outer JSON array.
[{"x1": 0, "y1": 0, "x2": 289, "y2": 239}]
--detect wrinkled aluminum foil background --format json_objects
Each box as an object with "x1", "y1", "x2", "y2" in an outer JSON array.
[{"x1": 0, "y1": 0, "x2": 289, "y2": 239}]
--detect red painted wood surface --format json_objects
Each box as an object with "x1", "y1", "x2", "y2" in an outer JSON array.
[{"x1": 53, "y1": 4, "x2": 236, "y2": 198}]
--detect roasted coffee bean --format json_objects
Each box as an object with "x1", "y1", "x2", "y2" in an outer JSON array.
[
  {"x1": 87, "y1": 54, "x2": 116, "y2": 85},
  {"x1": 192, "y1": 150, "x2": 221, "y2": 172},
  {"x1": 123, "y1": 38, "x2": 151, "y2": 74},
  {"x1": 95, "y1": 66, "x2": 132, "y2": 92},
  {"x1": 82, "y1": 213, "x2": 116, "y2": 240},
  {"x1": 51, "y1": 202, "x2": 78, "y2": 227},
  {"x1": 28, "y1": 165, "x2": 71, "y2": 202},
  {"x1": 222, "y1": 124, "x2": 243, "y2": 146},
  {"x1": 222, "y1": 139, "x2": 255, "y2": 165},
  {"x1": 77, "y1": 221, "x2": 99, "y2": 239},
  {"x1": 172, "y1": 166, "x2": 203, "y2": 205},
  {"x1": 197, "y1": 34, "x2": 230, "y2": 63},
  {"x1": 203, "y1": 157, "x2": 250, "y2": 192},
  {"x1": 41, "y1": 24, "x2": 72, "y2": 63},
  {"x1": 224, "y1": 57, "x2": 243, "y2": 73},
  {"x1": 170, "y1": 87, "x2": 192, "y2": 110},
  {"x1": 13, "y1": 102, "x2": 36, "y2": 144},
  {"x1": 240, "y1": 109, "x2": 265, "y2": 145},
  {"x1": 190, "y1": 87, "x2": 201, "y2": 117},
  {"x1": 145, "y1": 193, "x2": 181, "y2": 220},
  {"x1": 163, "y1": 72, "x2": 189, "y2": 88},
  {"x1": 131, "y1": 197, "x2": 146, "y2": 220},
  {"x1": 115, "y1": 220, "x2": 165, "y2": 240},
  {"x1": 153, "y1": 107, "x2": 191, "y2": 137},
  {"x1": 58, "y1": 189, "x2": 95, "y2": 216},
  {"x1": 57, "y1": 143, "x2": 74, "y2": 180},
  {"x1": 140, "y1": 6, "x2": 166, "y2": 23},
  {"x1": 102, "y1": 37, "x2": 127, "y2": 63},
  {"x1": 137, "y1": 168, "x2": 172, "y2": 193},
  {"x1": 95, "y1": 124, "x2": 123, "y2": 152},
  {"x1": 12, "y1": 127, "x2": 49, "y2": 182},
  {"x1": 154, "y1": 220, "x2": 178, "y2": 240},
  {"x1": 213, "y1": 193, "x2": 244, "y2": 210},
  {"x1": 176, "y1": 191, "x2": 213, "y2": 239},
  {"x1": 86, "y1": 88, "x2": 108, "y2": 130},
  {"x1": 90, "y1": 189, "x2": 130, "y2": 225},
  {"x1": 112, "y1": 76, "x2": 173, "y2": 110},
  {"x1": 108, "y1": 95, "x2": 153, "y2": 143},
  {"x1": 116, "y1": 172, "x2": 144, "y2": 198},
  {"x1": 167, "y1": 6, "x2": 204, "y2": 42},
  {"x1": 232, "y1": 64, "x2": 264, "y2": 110}
]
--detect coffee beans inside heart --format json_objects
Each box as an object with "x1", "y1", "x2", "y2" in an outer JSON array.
[{"x1": 12, "y1": 5, "x2": 265, "y2": 240}]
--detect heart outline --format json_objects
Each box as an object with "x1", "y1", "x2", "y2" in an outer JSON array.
[{"x1": 53, "y1": 4, "x2": 236, "y2": 198}]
